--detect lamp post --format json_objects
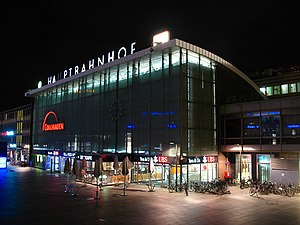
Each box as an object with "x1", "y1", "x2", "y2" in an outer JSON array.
[
  {"x1": 239, "y1": 146, "x2": 242, "y2": 182},
  {"x1": 237, "y1": 144, "x2": 243, "y2": 182},
  {"x1": 170, "y1": 141, "x2": 179, "y2": 191},
  {"x1": 175, "y1": 143, "x2": 178, "y2": 192}
]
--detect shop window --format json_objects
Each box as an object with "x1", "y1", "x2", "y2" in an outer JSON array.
[{"x1": 236, "y1": 154, "x2": 251, "y2": 181}]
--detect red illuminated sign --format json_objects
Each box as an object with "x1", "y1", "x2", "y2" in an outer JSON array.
[
  {"x1": 206, "y1": 156, "x2": 216, "y2": 163},
  {"x1": 158, "y1": 156, "x2": 168, "y2": 164},
  {"x1": 42, "y1": 111, "x2": 65, "y2": 131}
]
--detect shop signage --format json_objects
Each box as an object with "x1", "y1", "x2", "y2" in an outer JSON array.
[
  {"x1": 79, "y1": 155, "x2": 92, "y2": 160},
  {"x1": 63, "y1": 152, "x2": 76, "y2": 157},
  {"x1": 158, "y1": 156, "x2": 169, "y2": 164},
  {"x1": 47, "y1": 42, "x2": 137, "y2": 85},
  {"x1": 139, "y1": 156, "x2": 150, "y2": 162},
  {"x1": 188, "y1": 155, "x2": 218, "y2": 164},
  {"x1": 138, "y1": 155, "x2": 169, "y2": 164},
  {"x1": 42, "y1": 111, "x2": 65, "y2": 131},
  {"x1": 48, "y1": 151, "x2": 60, "y2": 156}
]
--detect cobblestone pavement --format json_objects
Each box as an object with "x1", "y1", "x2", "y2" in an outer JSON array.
[{"x1": 1, "y1": 165, "x2": 300, "y2": 225}]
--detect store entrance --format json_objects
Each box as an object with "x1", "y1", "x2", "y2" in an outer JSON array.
[
  {"x1": 258, "y1": 164, "x2": 270, "y2": 182},
  {"x1": 257, "y1": 154, "x2": 271, "y2": 182},
  {"x1": 48, "y1": 156, "x2": 60, "y2": 173}
]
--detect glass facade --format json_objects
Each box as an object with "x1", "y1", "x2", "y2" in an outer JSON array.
[{"x1": 31, "y1": 46, "x2": 217, "y2": 163}]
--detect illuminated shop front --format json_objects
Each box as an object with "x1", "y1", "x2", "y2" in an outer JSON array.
[
  {"x1": 25, "y1": 31, "x2": 265, "y2": 186},
  {"x1": 188, "y1": 155, "x2": 218, "y2": 182}
]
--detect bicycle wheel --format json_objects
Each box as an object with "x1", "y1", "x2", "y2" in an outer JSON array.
[
  {"x1": 286, "y1": 187, "x2": 295, "y2": 197},
  {"x1": 168, "y1": 185, "x2": 174, "y2": 193},
  {"x1": 249, "y1": 188, "x2": 256, "y2": 196}
]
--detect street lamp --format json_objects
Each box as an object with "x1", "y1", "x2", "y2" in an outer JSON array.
[
  {"x1": 239, "y1": 145, "x2": 242, "y2": 182},
  {"x1": 237, "y1": 143, "x2": 244, "y2": 182},
  {"x1": 170, "y1": 141, "x2": 179, "y2": 191}
]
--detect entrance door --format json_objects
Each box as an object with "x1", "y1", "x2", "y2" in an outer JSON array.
[
  {"x1": 258, "y1": 164, "x2": 270, "y2": 182},
  {"x1": 257, "y1": 154, "x2": 271, "y2": 182}
]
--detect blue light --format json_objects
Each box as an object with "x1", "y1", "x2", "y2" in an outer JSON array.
[
  {"x1": 142, "y1": 111, "x2": 175, "y2": 116},
  {"x1": 127, "y1": 124, "x2": 136, "y2": 129},
  {"x1": 166, "y1": 123, "x2": 177, "y2": 129},
  {"x1": 287, "y1": 124, "x2": 300, "y2": 129},
  {"x1": 6, "y1": 131, "x2": 14, "y2": 136},
  {"x1": 246, "y1": 111, "x2": 280, "y2": 117},
  {"x1": 261, "y1": 111, "x2": 280, "y2": 116},
  {"x1": 245, "y1": 125, "x2": 260, "y2": 129}
]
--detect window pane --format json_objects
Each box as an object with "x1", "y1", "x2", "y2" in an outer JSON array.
[
  {"x1": 266, "y1": 86, "x2": 273, "y2": 96},
  {"x1": 273, "y1": 85, "x2": 280, "y2": 95},
  {"x1": 290, "y1": 83, "x2": 297, "y2": 93},
  {"x1": 281, "y1": 84, "x2": 288, "y2": 94}
]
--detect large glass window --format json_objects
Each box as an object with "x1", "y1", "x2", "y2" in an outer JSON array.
[
  {"x1": 243, "y1": 117, "x2": 260, "y2": 137},
  {"x1": 282, "y1": 115, "x2": 300, "y2": 136},
  {"x1": 261, "y1": 115, "x2": 280, "y2": 137}
]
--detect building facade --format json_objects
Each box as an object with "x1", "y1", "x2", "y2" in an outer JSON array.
[
  {"x1": 220, "y1": 66, "x2": 300, "y2": 184},
  {"x1": 25, "y1": 35, "x2": 265, "y2": 187},
  {"x1": 0, "y1": 104, "x2": 31, "y2": 166}
]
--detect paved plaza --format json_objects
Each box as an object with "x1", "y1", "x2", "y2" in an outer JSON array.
[{"x1": 1, "y1": 165, "x2": 299, "y2": 225}]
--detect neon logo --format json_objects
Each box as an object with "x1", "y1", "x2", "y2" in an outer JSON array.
[{"x1": 42, "y1": 111, "x2": 65, "y2": 131}]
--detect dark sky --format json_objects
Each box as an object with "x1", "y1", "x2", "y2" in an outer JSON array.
[{"x1": 3, "y1": 2, "x2": 299, "y2": 111}]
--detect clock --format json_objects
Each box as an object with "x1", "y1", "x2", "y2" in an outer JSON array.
[{"x1": 110, "y1": 98, "x2": 124, "y2": 121}]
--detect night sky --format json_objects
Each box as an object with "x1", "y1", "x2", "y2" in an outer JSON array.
[{"x1": 3, "y1": 2, "x2": 299, "y2": 111}]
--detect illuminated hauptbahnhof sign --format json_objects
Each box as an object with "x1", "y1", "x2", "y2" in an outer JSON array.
[{"x1": 47, "y1": 42, "x2": 137, "y2": 85}]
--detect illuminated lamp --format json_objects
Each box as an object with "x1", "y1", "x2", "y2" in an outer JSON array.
[{"x1": 152, "y1": 30, "x2": 170, "y2": 46}]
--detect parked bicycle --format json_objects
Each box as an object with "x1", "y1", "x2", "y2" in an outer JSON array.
[
  {"x1": 168, "y1": 181, "x2": 189, "y2": 195},
  {"x1": 188, "y1": 178, "x2": 230, "y2": 195},
  {"x1": 240, "y1": 176, "x2": 253, "y2": 189}
]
